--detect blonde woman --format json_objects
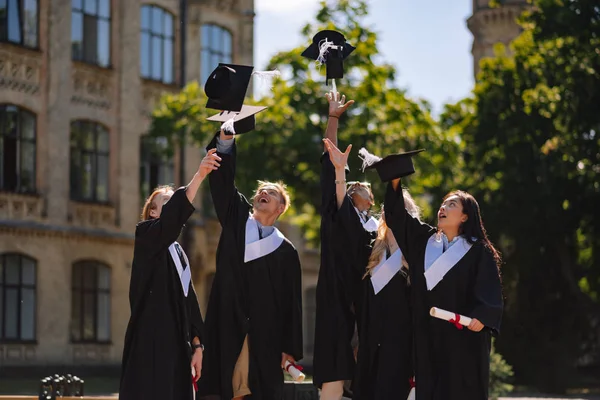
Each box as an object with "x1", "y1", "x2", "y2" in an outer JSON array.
[
  {"x1": 120, "y1": 149, "x2": 220, "y2": 400},
  {"x1": 324, "y1": 139, "x2": 416, "y2": 400}
]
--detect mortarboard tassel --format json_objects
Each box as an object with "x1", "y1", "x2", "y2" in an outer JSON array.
[
  {"x1": 221, "y1": 116, "x2": 236, "y2": 135},
  {"x1": 252, "y1": 69, "x2": 282, "y2": 91},
  {"x1": 358, "y1": 147, "x2": 382, "y2": 172},
  {"x1": 316, "y1": 39, "x2": 336, "y2": 66}
]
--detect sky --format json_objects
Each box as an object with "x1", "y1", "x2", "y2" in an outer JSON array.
[{"x1": 254, "y1": 0, "x2": 475, "y2": 115}]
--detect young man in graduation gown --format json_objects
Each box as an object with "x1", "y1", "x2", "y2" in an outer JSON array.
[
  {"x1": 376, "y1": 151, "x2": 504, "y2": 400},
  {"x1": 119, "y1": 150, "x2": 221, "y2": 400},
  {"x1": 312, "y1": 90, "x2": 361, "y2": 400},
  {"x1": 198, "y1": 63, "x2": 303, "y2": 400}
]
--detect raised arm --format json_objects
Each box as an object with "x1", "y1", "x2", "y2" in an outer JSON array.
[
  {"x1": 135, "y1": 152, "x2": 219, "y2": 252},
  {"x1": 384, "y1": 180, "x2": 436, "y2": 264},
  {"x1": 206, "y1": 130, "x2": 249, "y2": 226},
  {"x1": 323, "y1": 90, "x2": 354, "y2": 150},
  {"x1": 323, "y1": 138, "x2": 352, "y2": 209}
]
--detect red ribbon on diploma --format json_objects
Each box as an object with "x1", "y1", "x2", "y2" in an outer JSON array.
[
  {"x1": 448, "y1": 313, "x2": 463, "y2": 330},
  {"x1": 285, "y1": 361, "x2": 304, "y2": 373},
  {"x1": 409, "y1": 376, "x2": 415, "y2": 388},
  {"x1": 192, "y1": 376, "x2": 198, "y2": 392}
]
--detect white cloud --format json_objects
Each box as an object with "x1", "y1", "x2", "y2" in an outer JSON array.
[{"x1": 255, "y1": 0, "x2": 320, "y2": 14}]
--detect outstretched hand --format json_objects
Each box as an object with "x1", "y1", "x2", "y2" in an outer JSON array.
[
  {"x1": 199, "y1": 148, "x2": 221, "y2": 179},
  {"x1": 326, "y1": 90, "x2": 354, "y2": 118},
  {"x1": 323, "y1": 138, "x2": 352, "y2": 170}
]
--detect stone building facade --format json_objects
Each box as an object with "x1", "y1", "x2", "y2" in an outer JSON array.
[
  {"x1": 0, "y1": 0, "x2": 320, "y2": 370},
  {"x1": 467, "y1": 0, "x2": 530, "y2": 77}
]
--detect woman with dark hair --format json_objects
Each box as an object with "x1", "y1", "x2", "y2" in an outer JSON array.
[{"x1": 380, "y1": 156, "x2": 503, "y2": 400}]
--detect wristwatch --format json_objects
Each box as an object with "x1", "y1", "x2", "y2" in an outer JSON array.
[{"x1": 192, "y1": 343, "x2": 204, "y2": 351}]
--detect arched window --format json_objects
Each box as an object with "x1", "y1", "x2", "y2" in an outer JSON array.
[
  {"x1": 71, "y1": 261, "x2": 110, "y2": 343},
  {"x1": 0, "y1": 0, "x2": 39, "y2": 48},
  {"x1": 0, "y1": 104, "x2": 36, "y2": 193},
  {"x1": 140, "y1": 5, "x2": 175, "y2": 84},
  {"x1": 304, "y1": 286, "x2": 317, "y2": 355},
  {"x1": 200, "y1": 24, "x2": 232, "y2": 83},
  {"x1": 139, "y1": 135, "x2": 174, "y2": 200},
  {"x1": 71, "y1": 0, "x2": 111, "y2": 67},
  {"x1": 0, "y1": 253, "x2": 36, "y2": 341},
  {"x1": 70, "y1": 121, "x2": 109, "y2": 202}
]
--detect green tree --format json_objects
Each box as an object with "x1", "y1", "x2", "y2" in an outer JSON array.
[
  {"x1": 149, "y1": 0, "x2": 460, "y2": 243},
  {"x1": 453, "y1": 0, "x2": 600, "y2": 392}
]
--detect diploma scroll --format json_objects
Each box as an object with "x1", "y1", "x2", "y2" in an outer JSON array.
[
  {"x1": 284, "y1": 360, "x2": 306, "y2": 382},
  {"x1": 430, "y1": 307, "x2": 472, "y2": 328}
]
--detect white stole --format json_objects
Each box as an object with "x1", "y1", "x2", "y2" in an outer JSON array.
[
  {"x1": 244, "y1": 215, "x2": 286, "y2": 263},
  {"x1": 354, "y1": 207, "x2": 379, "y2": 232},
  {"x1": 370, "y1": 248, "x2": 403, "y2": 295},
  {"x1": 168, "y1": 242, "x2": 191, "y2": 297},
  {"x1": 424, "y1": 234, "x2": 474, "y2": 290}
]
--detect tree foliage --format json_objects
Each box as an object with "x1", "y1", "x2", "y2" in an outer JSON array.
[
  {"x1": 452, "y1": 0, "x2": 600, "y2": 392},
  {"x1": 150, "y1": 0, "x2": 460, "y2": 243}
]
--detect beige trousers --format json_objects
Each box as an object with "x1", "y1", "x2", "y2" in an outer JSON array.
[
  {"x1": 232, "y1": 335, "x2": 252, "y2": 399},
  {"x1": 320, "y1": 380, "x2": 344, "y2": 400}
]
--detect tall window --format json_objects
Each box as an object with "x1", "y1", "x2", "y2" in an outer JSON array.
[
  {"x1": 304, "y1": 286, "x2": 317, "y2": 355},
  {"x1": 70, "y1": 121, "x2": 109, "y2": 202},
  {"x1": 0, "y1": 0, "x2": 38, "y2": 48},
  {"x1": 200, "y1": 24, "x2": 232, "y2": 83},
  {"x1": 139, "y1": 136, "x2": 174, "y2": 200},
  {"x1": 71, "y1": 0, "x2": 111, "y2": 67},
  {"x1": 71, "y1": 261, "x2": 110, "y2": 343},
  {"x1": 0, "y1": 253, "x2": 36, "y2": 342},
  {"x1": 0, "y1": 105, "x2": 36, "y2": 193},
  {"x1": 140, "y1": 5, "x2": 174, "y2": 84}
]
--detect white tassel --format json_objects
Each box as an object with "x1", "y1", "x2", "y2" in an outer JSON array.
[
  {"x1": 252, "y1": 69, "x2": 281, "y2": 91},
  {"x1": 220, "y1": 116, "x2": 236, "y2": 135},
  {"x1": 331, "y1": 79, "x2": 338, "y2": 98},
  {"x1": 317, "y1": 39, "x2": 336, "y2": 65},
  {"x1": 358, "y1": 147, "x2": 382, "y2": 171}
]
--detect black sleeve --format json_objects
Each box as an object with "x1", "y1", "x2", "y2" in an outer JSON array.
[
  {"x1": 135, "y1": 187, "x2": 195, "y2": 255},
  {"x1": 320, "y1": 152, "x2": 336, "y2": 218},
  {"x1": 331, "y1": 196, "x2": 373, "y2": 280},
  {"x1": 206, "y1": 133, "x2": 250, "y2": 227},
  {"x1": 282, "y1": 249, "x2": 304, "y2": 361},
  {"x1": 187, "y1": 284, "x2": 205, "y2": 345},
  {"x1": 384, "y1": 182, "x2": 436, "y2": 264},
  {"x1": 469, "y1": 246, "x2": 503, "y2": 335}
]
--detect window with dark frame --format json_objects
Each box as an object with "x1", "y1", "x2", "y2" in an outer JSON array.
[
  {"x1": 0, "y1": 253, "x2": 36, "y2": 342},
  {"x1": 70, "y1": 261, "x2": 110, "y2": 343},
  {"x1": 0, "y1": 0, "x2": 38, "y2": 48},
  {"x1": 139, "y1": 135, "x2": 174, "y2": 202},
  {"x1": 0, "y1": 104, "x2": 37, "y2": 193},
  {"x1": 71, "y1": 0, "x2": 111, "y2": 67},
  {"x1": 200, "y1": 24, "x2": 232, "y2": 84},
  {"x1": 70, "y1": 120, "x2": 109, "y2": 203},
  {"x1": 140, "y1": 5, "x2": 175, "y2": 84}
]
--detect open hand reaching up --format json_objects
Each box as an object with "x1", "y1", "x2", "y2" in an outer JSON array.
[
  {"x1": 326, "y1": 90, "x2": 354, "y2": 118},
  {"x1": 323, "y1": 138, "x2": 352, "y2": 170}
]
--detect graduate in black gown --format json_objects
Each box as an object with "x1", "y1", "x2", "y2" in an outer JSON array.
[
  {"x1": 197, "y1": 63, "x2": 303, "y2": 400},
  {"x1": 313, "y1": 90, "x2": 368, "y2": 400},
  {"x1": 371, "y1": 151, "x2": 504, "y2": 400},
  {"x1": 324, "y1": 140, "x2": 418, "y2": 400},
  {"x1": 119, "y1": 150, "x2": 219, "y2": 400}
]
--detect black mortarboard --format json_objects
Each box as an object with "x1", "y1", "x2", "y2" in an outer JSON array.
[
  {"x1": 206, "y1": 105, "x2": 267, "y2": 135},
  {"x1": 301, "y1": 30, "x2": 355, "y2": 82},
  {"x1": 204, "y1": 63, "x2": 254, "y2": 112},
  {"x1": 359, "y1": 148, "x2": 425, "y2": 182}
]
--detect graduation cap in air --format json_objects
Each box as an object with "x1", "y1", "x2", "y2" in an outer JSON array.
[
  {"x1": 204, "y1": 63, "x2": 276, "y2": 134},
  {"x1": 358, "y1": 148, "x2": 425, "y2": 182},
  {"x1": 301, "y1": 30, "x2": 356, "y2": 83}
]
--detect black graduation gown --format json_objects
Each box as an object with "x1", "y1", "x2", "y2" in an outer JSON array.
[
  {"x1": 198, "y1": 135, "x2": 304, "y2": 400},
  {"x1": 119, "y1": 187, "x2": 205, "y2": 400},
  {"x1": 333, "y1": 195, "x2": 413, "y2": 400},
  {"x1": 312, "y1": 153, "x2": 358, "y2": 387},
  {"x1": 384, "y1": 183, "x2": 503, "y2": 400}
]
